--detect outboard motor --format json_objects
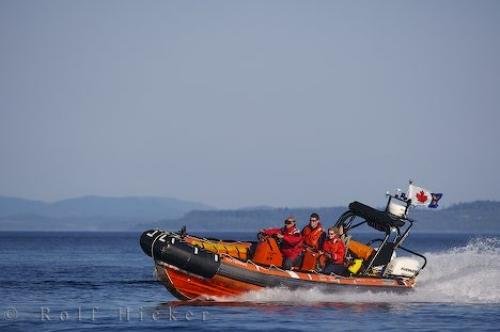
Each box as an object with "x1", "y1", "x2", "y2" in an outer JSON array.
[{"x1": 383, "y1": 257, "x2": 421, "y2": 278}]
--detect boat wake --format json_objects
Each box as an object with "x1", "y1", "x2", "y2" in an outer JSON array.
[{"x1": 219, "y1": 237, "x2": 500, "y2": 304}]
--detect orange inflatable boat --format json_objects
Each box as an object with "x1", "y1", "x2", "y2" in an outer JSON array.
[{"x1": 140, "y1": 197, "x2": 427, "y2": 301}]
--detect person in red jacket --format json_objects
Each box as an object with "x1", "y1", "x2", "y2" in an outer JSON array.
[
  {"x1": 261, "y1": 216, "x2": 304, "y2": 270},
  {"x1": 321, "y1": 226, "x2": 346, "y2": 275},
  {"x1": 301, "y1": 212, "x2": 324, "y2": 249}
]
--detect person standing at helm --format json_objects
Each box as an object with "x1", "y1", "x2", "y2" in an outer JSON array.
[
  {"x1": 260, "y1": 216, "x2": 303, "y2": 270},
  {"x1": 301, "y1": 212, "x2": 324, "y2": 250}
]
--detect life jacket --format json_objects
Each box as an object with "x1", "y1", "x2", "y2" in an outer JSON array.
[
  {"x1": 302, "y1": 223, "x2": 324, "y2": 249},
  {"x1": 321, "y1": 236, "x2": 345, "y2": 265},
  {"x1": 262, "y1": 226, "x2": 303, "y2": 259}
]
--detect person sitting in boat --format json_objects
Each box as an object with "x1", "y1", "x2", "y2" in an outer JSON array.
[
  {"x1": 320, "y1": 226, "x2": 347, "y2": 275},
  {"x1": 260, "y1": 216, "x2": 304, "y2": 270},
  {"x1": 301, "y1": 212, "x2": 324, "y2": 250}
]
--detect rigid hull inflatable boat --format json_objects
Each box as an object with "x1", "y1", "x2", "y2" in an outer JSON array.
[{"x1": 140, "y1": 194, "x2": 428, "y2": 301}]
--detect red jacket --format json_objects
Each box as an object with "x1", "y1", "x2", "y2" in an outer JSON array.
[
  {"x1": 321, "y1": 236, "x2": 345, "y2": 265},
  {"x1": 262, "y1": 226, "x2": 303, "y2": 259},
  {"x1": 301, "y1": 223, "x2": 324, "y2": 249}
]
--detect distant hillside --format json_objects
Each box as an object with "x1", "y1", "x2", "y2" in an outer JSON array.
[
  {"x1": 0, "y1": 196, "x2": 47, "y2": 216},
  {"x1": 150, "y1": 207, "x2": 346, "y2": 232},
  {"x1": 2, "y1": 196, "x2": 498, "y2": 233},
  {"x1": 0, "y1": 196, "x2": 212, "y2": 231},
  {"x1": 412, "y1": 201, "x2": 500, "y2": 233},
  {"x1": 150, "y1": 201, "x2": 500, "y2": 234}
]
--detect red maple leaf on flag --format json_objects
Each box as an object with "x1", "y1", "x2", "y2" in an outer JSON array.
[{"x1": 416, "y1": 190, "x2": 428, "y2": 203}]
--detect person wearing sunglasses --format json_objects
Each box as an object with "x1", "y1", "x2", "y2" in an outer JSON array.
[
  {"x1": 260, "y1": 216, "x2": 304, "y2": 270},
  {"x1": 301, "y1": 212, "x2": 324, "y2": 250},
  {"x1": 320, "y1": 226, "x2": 347, "y2": 275}
]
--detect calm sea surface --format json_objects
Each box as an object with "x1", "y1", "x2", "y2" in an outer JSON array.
[{"x1": 0, "y1": 231, "x2": 499, "y2": 331}]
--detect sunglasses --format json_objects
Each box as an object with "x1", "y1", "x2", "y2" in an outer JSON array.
[
  {"x1": 310, "y1": 219, "x2": 318, "y2": 222},
  {"x1": 285, "y1": 220, "x2": 295, "y2": 225}
]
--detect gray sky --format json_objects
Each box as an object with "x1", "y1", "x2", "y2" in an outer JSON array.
[{"x1": 1, "y1": 1, "x2": 499, "y2": 209}]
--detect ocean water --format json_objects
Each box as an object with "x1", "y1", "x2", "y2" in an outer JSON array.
[{"x1": 0, "y1": 232, "x2": 499, "y2": 331}]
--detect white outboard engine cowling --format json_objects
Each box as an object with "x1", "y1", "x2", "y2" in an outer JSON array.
[{"x1": 383, "y1": 257, "x2": 421, "y2": 278}]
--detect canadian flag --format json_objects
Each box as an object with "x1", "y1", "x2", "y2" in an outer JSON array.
[
  {"x1": 407, "y1": 184, "x2": 443, "y2": 208},
  {"x1": 407, "y1": 184, "x2": 433, "y2": 206}
]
